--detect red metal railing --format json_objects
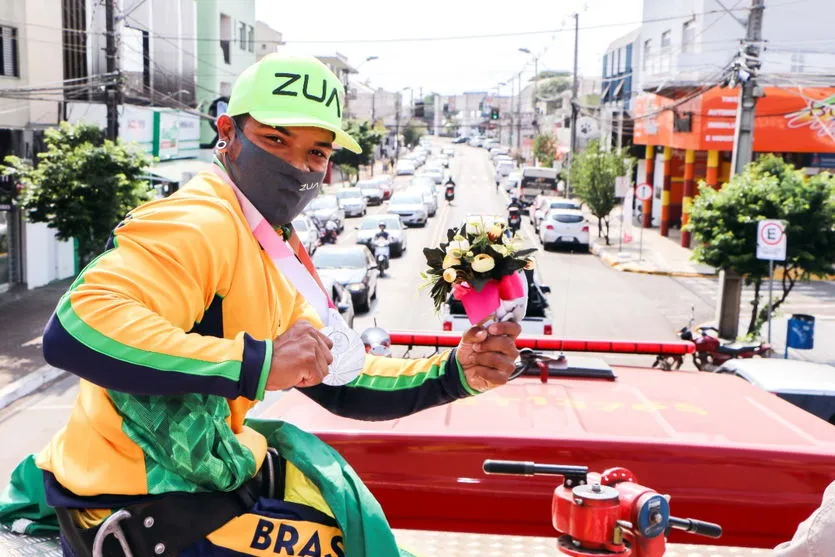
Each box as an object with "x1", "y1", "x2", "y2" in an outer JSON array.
[{"x1": 388, "y1": 331, "x2": 696, "y2": 355}]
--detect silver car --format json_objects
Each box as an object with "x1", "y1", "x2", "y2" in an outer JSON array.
[
  {"x1": 335, "y1": 189, "x2": 367, "y2": 217},
  {"x1": 304, "y1": 194, "x2": 345, "y2": 232},
  {"x1": 406, "y1": 184, "x2": 438, "y2": 217},
  {"x1": 388, "y1": 191, "x2": 428, "y2": 227},
  {"x1": 292, "y1": 214, "x2": 320, "y2": 255}
]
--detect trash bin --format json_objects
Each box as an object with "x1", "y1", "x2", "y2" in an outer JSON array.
[{"x1": 786, "y1": 314, "x2": 815, "y2": 357}]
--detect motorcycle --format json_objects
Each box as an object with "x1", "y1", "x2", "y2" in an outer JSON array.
[
  {"x1": 507, "y1": 206, "x2": 522, "y2": 233},
  {"x1": 321, "y1": 219, "x2": 339, "y2": 245},
  {"x1": 444, "y1": 182, "x2": 455, "y2": 203},
  {"x1": 373, "y1": 237, "x2": 390, "y2": 277},
  {"x1": 653, "y1": 306, "x2": 773, "y2": 371}
]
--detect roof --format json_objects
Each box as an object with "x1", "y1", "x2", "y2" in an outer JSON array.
[{"x1": 718, "y1": 358, "x2": 835, "y2": 394}]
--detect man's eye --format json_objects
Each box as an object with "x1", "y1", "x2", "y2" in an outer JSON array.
[
  {"x1": 311, "y1": 149, "x2": 327, "y2": 158},
  {"x1": 266, "y1": 135, "x2": 285, "y2": 145}
]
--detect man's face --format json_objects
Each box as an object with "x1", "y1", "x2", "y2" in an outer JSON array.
[{"x1": 217, "y1": 115, "x2": 335, "y2": 174}]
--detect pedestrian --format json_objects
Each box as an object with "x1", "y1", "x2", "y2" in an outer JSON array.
[{"x1": 0, "y1": 53, "x2": 521, "y2": 557}]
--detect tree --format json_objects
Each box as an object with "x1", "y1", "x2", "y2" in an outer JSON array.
[
  {"x1": 687, "y1": 155, "x2": 835, "y2": 337},
  {"x1": 402, "y1": 121, "x2": 426, "y2": 148},
  {"x1": 533, "y1": 134, "x2": 559, "y2": 168},
  {"x1": 569, "y1": 140, "x2": 631, "y2": 245},
  {"x1": 329, "y1": 119, "x2": 384, "y2": 183},
  {"x1": 536, "y1": 77, "x2": 572, "y2": 114},
  {"x1": 1, "y1": 121, "x2": 153, "y2": 266}
]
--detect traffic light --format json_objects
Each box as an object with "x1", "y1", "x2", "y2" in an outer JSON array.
[
  {"x1": 414, "y1": 100, "x2": 425, "y2": 118},
  {"x1": 490, "y1": 107, "x2": 500, "y2": 120}
]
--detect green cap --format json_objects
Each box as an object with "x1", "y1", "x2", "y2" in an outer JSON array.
[{"x1": 227, "y1": 54, "x2": 361, "y2": 153}]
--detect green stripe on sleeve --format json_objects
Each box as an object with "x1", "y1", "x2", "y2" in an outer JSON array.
[
  {"x1": 456, "y1": 356, "x2": 480, "y2": 396},
  {"x1": 350, "y1": 362, "x2": 444, "y2": 391},
  {"x1": 255, "y1": 340, "x2": 273, "y2": 400},
  {"x1": 57, "y1": 291, "x2": 243, "y2": 382}
]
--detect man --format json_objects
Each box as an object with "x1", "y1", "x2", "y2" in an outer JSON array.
[
  {"x1": 34, "y1": 54, "x2": 520, "y2": 556},
  {"x1": 374, "y1": 221, "x2": 390, "y2": 242}
]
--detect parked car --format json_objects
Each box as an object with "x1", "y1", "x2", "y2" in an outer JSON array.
[
  {"x1": 334, "y1": 189, "x2": 367, "y2": 217},
  {"x1": 356, "y1": 214, "x2": 407, "y2": 257},
  {"x1": 539, "y1": 208, "x2": 590, "y2": 250},
  {"x1": 451, "y1": 136, "x2": 469, "y2": 144},
  {"x1": 356, "y1": 180, "x2": 384, "y2": 206},
  {"x1": 715, "y1": 359, "x2": 835, "y2": 425},
  {"x1": 533, "y1": 197, "x2": 582, "y2": 231},
  {"x1": 303, "y1": 194, "x2": 345, "y2": 232},
  {"x1": 441, "y1": 268, "x2": 553, "y2": 335},
  {"x1": 406, "y1": 184, "x2": 438, "y2": 218},
  {"x1": 495, "y1": 160, "x2": 515, "y2": 185},
  {"x1": 372, "y1": 175, "x2": 394, "y2": 200},
  {"x1": 323, "y1": 276, "x2": 355, "y2": 328},
  {"x1": 396, "y1": 159, "x2": 417, "y2": 175},
  {"x1": 312, "y1": 245, "x2": 378, "y2": 313},
  {"x1": 292, "y1": 214, "x2": 320, "y2": 255},
  {"x1": 388, "y1": 191, "x2": 428, "y2": 227}
]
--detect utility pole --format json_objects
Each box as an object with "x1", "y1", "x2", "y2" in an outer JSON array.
[
  {"x1": 104, "y1": 0, "x2": 121, "y2": 141},
  {"x1": 716, "y1": 0, "x2": 765, "y2": 340},
  {"x1": 516, "y1": 72, "x2": 522, "y2": 151},
  {"x1": 395, "y1": 92, "x2": 401, "y2": 159},
  {"x1": 567, "y1": 12, "x2": 580, "y2": 197},
  {"x1": 616, "y1": 108, "x2": 624, "y2": 151}
]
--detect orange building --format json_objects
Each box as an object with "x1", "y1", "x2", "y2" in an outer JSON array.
[{"x1": 633, "y1": 87, "x2": 835, "y2": 247}]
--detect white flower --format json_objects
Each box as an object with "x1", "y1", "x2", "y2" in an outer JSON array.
[
  {"x1": 492, "y1": 244, "x2": 509, "y2": 256},
  {"x1": 447, "y1": 239, "x2": 470, "y2": 254},
  {"x1": 466, "y1": 221, "x2": 484, "y2": 235},
  {"x1": 442, "y1": 254, "x2": 461, "y2": 269},
  {"x1": 472, "y1": 254, "x2": 496, "y2": 273},
  {"x1": 443, "y1": 268, "x2": 458, "y2": 283}
]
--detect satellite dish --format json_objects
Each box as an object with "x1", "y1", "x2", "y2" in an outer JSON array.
[{"x1": 576, "y1": 116, "x2": 599, "y2": 139}]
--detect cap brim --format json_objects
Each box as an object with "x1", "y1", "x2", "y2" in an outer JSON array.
[{"x1": 249, "y1": 112, "x2": 362, "y2": 154}]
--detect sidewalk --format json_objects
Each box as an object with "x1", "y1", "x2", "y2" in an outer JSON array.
[
  {"x1": 586, "y1": 206, "x2": 716, "y2": 278},
  {"x1": 0, "y1": 280, "x2": 70, "y2": 408}
]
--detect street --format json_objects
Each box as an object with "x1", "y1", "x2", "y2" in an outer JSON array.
[{"x1": 0, "y1": 140, "x2": 723, "y2": 481}]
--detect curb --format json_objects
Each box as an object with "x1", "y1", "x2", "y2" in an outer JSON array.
[
  {"x1": 0, "y1": 365, "x2": 68, "y2": 411},
  {"x1": 590, "y1": 243, "x2": 718, "y2": 279}
]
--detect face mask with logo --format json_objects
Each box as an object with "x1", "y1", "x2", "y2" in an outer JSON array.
[{"x1": 223, "y1": 122, "x2": 325, "y2": 226}]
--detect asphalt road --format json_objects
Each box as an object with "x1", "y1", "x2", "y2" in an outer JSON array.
[{"x1": 0, "y1": 140, "x2": 723, "y2": 481}]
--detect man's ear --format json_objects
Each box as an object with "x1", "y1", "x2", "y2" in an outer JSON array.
[{"x1": 216, "y1": 114, "x2": 235, "y2": 143}]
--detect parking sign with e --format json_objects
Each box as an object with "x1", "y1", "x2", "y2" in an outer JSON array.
[{"x1": 757, "y1": 220, "x2": 787, "y2": 261}]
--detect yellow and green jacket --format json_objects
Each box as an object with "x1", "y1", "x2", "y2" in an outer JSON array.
[{"x1": 36, "y1": 171, "x2": 476, "y2": 502}]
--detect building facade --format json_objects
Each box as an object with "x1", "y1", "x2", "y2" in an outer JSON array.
[
  {"x1": 600, "y1": 29, "x2": 639, "y2": 151},
  {"x1": 196, "y1": 0, "x2": 256, "y2": 146},
  {"x1": 632, "y1": 0, "x2": 835, "y2": 246},
  {"x1": 0, "y1": 0, "x2": 70, "y2": 292},
  {"x1": 254, "y1": 20, "x2": 282, "y2": 61}
]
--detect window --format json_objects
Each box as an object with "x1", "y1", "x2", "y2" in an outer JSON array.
[
  {"x1": 0, "y1": 26, "x2": 19, "y2": 77},
  {"x1": 602, "y1": 53, "x2": 608, "y2": 78},
  {"x1": 617, "y1": 47, "x2": 624, "y2": 74},
  {"x1": 610, "y1": 51, "x2": 615, "y2": 76},
  {"x1": 248, "y1": 25, "x2": 254, "y2": 53},
  {"x1": 660, "y1": 30, "x2": 672, "y2": 72},
  {"x1": 682, "y1": 19, "x2": 696, "y2": 53},
  {"x1": 219, "y1": 14, "x2": 232, "y2": 64},
  {"x1": 643, "y1": 39, "x2": 652, "y2": 71},
  {"x1": 239, "y1": 22, "x2": 247, "y2": 50}
]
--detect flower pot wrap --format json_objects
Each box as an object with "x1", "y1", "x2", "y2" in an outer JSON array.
[{"x1": 453, "y1": 271, "x2": 528, "y2": 325}]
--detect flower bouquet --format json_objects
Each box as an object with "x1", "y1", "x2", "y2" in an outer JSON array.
[{"x1": 422, "y1": 219, "x2": 537, "y2": 325}]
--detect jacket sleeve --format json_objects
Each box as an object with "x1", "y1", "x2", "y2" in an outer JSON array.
[
  {"x1": 41, "y1": 197, "x2": 272, "y2": 400},
  {"x1": 288, "y1": 293, "x2": 478, "y2": 421}
]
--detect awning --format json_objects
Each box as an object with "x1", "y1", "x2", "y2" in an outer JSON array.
[{"x1": 145, "y1": 158, "x2": 212, "y2": 183}]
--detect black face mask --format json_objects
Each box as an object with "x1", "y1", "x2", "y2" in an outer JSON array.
[{"x1": 223, "y1": 122, "x2": 325, "y2": 226}]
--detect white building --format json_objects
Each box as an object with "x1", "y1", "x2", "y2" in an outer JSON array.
[
  {"x1": 0, "y1": 0, "x2": 74, "y2": 291},
  {"x1": 638, "y1": 0, "x2": 835, "y2": 93},
  {"x1": 600, "y1": 29, "x2": 640, "y2": 150},
  {"x1": 254, "y1": 20, "x2": 282, "y2": 61}
]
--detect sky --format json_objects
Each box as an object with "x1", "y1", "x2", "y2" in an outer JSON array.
[{"x1": 255, "y1": 0, "x2": 644, "y2": 96}]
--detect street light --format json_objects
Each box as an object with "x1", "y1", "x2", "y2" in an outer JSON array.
[
  {"x1": 519, "y1": 48, "x2": 539, "y2": 112},
  {"x1": 355, "y1": 56, "x2": 379, "y2": 71}
]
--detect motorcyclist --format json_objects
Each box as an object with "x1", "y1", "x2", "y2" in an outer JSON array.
[
  {"x1": 2, "y1": 53, "x2": 522, "y2": 557},
  {"x1": 374, "y1": 222, "x2": 390, "y2": 242},
  {"x1": 508, "y1": 195, "x2": 523, "y2": 210}
]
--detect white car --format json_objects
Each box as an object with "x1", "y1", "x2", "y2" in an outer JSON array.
[
  {"x1": 292, "y1": 214, "x2": 320, "y2": 255},
  {"x1": 355, "y1": 214, "x2": 407, "y2": 257},
  {"x1": 495, "y1": 160, "x2": 515, "y2": 185},
  {"x1": 406, "y1": 184, "x2": 438, "y2": 217},
  {"x1": 396, "y1": 159, "x2": 417, "y2": 175},
  {"x1": 539, "y1": 209, "x2": 590, "y2": 250},
  {"x1": 334, "y1": 189, "x2": 367, "y2": 217},
  {"x1": 504, "y1": 171, "x2": 522, "y2": 194},
  {"x1": 388, "y1": 191, "x2": 428, "y2": 227},
  {"x1": 534, "y1": 198, "x2": 582, "y2": 232}
]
